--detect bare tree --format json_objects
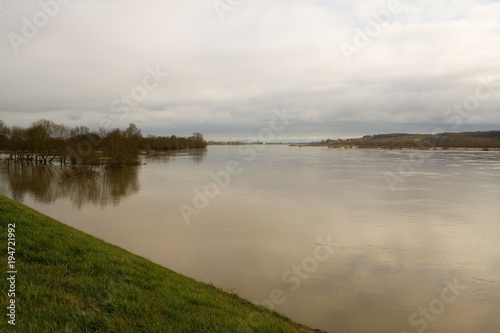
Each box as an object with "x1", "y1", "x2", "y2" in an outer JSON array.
[
  {"x1": 0, "y1": 120, "x2": 11, "y2": 152},
  {"x1": 9, "y1": 126, "x2": 27, "y2": 160},
  {"x1": 102, "y1": 124, "x2": 142, "y2": 166}
]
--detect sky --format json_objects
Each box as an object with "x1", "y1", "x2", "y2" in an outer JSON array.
[{"x1": 0, "y1": 0, "x2": 499, "y2": 142}]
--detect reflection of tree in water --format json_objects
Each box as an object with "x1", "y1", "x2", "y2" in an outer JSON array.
[
  {"x1": 5, "y1": 164, "x2": 58, "y2": 203},
  {"x1": 186, "y1": 148, "x2": 207, "y2": 163},
  {"x1": 4, "y1": 164, "x2": 139, "y2": 209}
]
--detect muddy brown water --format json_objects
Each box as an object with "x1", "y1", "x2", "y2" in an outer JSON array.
[{"x1": 1, "y1": 146, "x2": 499, "y2": 333}]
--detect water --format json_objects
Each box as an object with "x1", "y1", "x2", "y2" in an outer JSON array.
[{"x1": 1, "y1": 146, "x2": 500, "y2": 333}]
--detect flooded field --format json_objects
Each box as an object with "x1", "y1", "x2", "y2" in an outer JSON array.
[{"x1": 1, "y1": 146, "x2": 499, "y2": 333}]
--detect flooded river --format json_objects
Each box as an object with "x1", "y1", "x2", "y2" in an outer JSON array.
[{"x1": 1, "y1": 146, "x2": 499, "y2": 333}]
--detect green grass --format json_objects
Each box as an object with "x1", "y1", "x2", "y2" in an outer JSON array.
[{"x1": 0, "y1": 195, "x2": 318, "y2": 333}]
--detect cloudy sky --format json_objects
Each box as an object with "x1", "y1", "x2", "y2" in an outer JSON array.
[{"x1": 0, "y1": 0, "x2": 499, "y2": 141}]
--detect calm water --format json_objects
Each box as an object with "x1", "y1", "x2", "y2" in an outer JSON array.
[{"x1": 1, "y1": 146, "x2": 500, "y2": 333}]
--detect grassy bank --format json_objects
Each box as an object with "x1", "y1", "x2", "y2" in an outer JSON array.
[{"x1": 0, "y1": 195, "x2": 319, "y2": 333}]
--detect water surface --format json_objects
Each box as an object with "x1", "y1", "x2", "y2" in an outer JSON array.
[{"x1": 1, "y1": 146, "x2": 499, "y2": 333}]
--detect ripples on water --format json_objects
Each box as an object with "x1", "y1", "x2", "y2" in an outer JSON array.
[{"x1": 1, "y1": 146, "x2": 499, "y2": 333}]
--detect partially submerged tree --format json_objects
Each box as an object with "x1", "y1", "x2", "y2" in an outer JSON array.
[
  {"x1": 189, "y1": 132, "x2": 208, "y2": 148},
  {"x1": 8, "y1": 126, "x2": 28, "y2": 160},
  {"x1": 102, "y1": 123, "x2": 142, "y2": 167},
  {"x1": 0, "y1": 120, "x2": 11, "y2": 152},
  {"x1": 139, "y1": 132, "x2": 207, "y2": 151},
  {"x1": 66, "y1": 126, "x2": 96, "y2": 165},
  {"x1": 0, "y1": 119, "x2": 207, "y2": 167},
  {"x1": 22, "y1": 119, "x2": 70, "y2": 163}
]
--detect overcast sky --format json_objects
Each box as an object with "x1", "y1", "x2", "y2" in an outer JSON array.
[{"x1": 0, "y1": 0, "x2": 499, "y2": 141}]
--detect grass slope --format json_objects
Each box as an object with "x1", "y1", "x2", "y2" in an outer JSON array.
[{"x1": 0, "y1": 195, "x2": 316, "y2": 333}]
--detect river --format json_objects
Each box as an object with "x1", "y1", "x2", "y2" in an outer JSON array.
[{"x1": 1, "y1": 146, "x2": 499, "y2": 333}]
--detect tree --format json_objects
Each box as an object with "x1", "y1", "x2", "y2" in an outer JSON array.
[
  {"x1": 189, "y1": 132, "x2": 207, "y2": 148},
  {"x1": 26, "y1": 119, "x2": 56, "y2": 163},
  {"x1": 102, "y1": 124, "x2": 142, "y2": 166},
  {"x1": 1, "y1": 118, "x2": 208, "y2": 165},
  {"x1": 67, "y1": 126, "x2": 97, "y2": 165},
  {"x1": 123, "y1": 123, "x2": 141, "y2": 141},
  {"x1": 9, "y1": 126, "x2": 27, "y2": 160},
  {"x1": 0, "y1": 120, "x2": 11, "y2": 151},
  {"x1": 50, "y1": 123, "x2": 70, "y2": 163},
  {"x1": 122, "y1": 123, "x2": 142, "y2": 162}
]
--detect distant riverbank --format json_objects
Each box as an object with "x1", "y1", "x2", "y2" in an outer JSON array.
[{"x1": 306, "y1": 131, "x2": 500, "y2": 149}]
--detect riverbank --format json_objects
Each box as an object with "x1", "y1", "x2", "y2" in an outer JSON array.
[
  {"x1": 0, "y1": 195, "x2": 323, "y2": 332},
  {"x1": 306, "y1": 131, "x2": 500, "y2": 149}
]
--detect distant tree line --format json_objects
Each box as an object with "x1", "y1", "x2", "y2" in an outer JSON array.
[
  {"x1": 0, "y1": 119, "x2": 207, "y2": 167},
  {"x1": 140, "y1": 133, "x2": 207, "y2": 152},
  {"x1": 207, "y1": 141, "x2": 247, "y2": 145},
  {"x1": 311, "y1": 131, "x2": 500, "y2": 149}
]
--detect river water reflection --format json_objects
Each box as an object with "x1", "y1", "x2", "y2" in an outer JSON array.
[{"x1": 1, "y1": 146, "x2": 499, "y2": 333}]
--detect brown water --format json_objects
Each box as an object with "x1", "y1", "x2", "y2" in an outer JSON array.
[{"x1": 1, "y1": 146, "x2": 499, "y2": 333}]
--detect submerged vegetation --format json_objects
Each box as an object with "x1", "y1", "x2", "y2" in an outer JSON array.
[
  {"x1": 0, "y1": 195, "x2": 320, "y2": 332},
  {"x1": 0, "y1": 119, "x2": 207, "y2": 167},
  {"x1": 311, "y1": 131, "x2": 500, "y2": 149}
]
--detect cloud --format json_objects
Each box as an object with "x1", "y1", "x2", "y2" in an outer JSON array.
[{"x1": 0, "y1": 0, "x2": 499, "y2": 140}]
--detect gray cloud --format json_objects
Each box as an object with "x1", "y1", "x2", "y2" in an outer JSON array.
[{"x1": 0, "y1": 0, "x2": 499, "y2": 140}]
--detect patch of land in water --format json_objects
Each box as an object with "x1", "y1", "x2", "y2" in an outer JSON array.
[{"x1": 304, "y1": 131, "x2": 500, "y2": 150}]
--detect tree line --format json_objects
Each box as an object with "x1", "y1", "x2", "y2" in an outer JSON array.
[
  {"x1": 0, "y1": 119, "x2": 207, "y2": 167},
  {"x1": 311, "y1": 131, "x2": 500, "y2": 150}
]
